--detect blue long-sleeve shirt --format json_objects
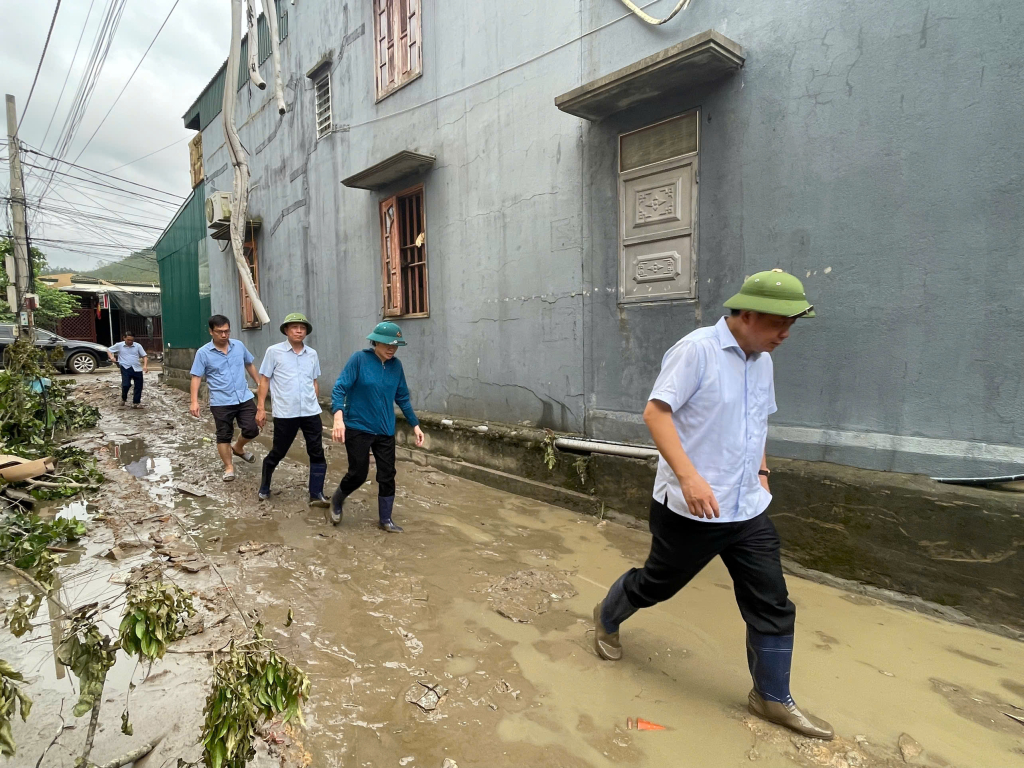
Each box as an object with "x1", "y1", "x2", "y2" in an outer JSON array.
[{"x1": 331, "y1": 349, "x2": 419, "y2": 436}]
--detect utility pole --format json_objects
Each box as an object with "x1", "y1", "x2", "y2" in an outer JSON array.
[{"x1": 6, "y1": 93, "x2": 33, "y2": 338}]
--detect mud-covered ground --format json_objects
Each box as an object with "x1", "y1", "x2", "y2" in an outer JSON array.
[{"x1": 4, "y1": 372, "x2": 1023, "y2": 767}]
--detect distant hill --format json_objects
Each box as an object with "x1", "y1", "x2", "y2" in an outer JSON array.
[{"x1": 83, "y1": 250, "x2": 159, "y2": 284}]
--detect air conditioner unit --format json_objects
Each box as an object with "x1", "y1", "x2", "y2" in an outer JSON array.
[{"x1": 205, "y1": 191, "x2": 232, "y2": 226}]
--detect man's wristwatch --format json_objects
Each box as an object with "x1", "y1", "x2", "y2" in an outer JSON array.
[{"x1": 758, "y1": 469, "x2": 771, "y2": 477}]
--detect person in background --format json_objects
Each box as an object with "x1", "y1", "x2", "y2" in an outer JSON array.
[
  {"x1": 592, "y1": 269, "x2": 834, "y2": 740},
  {"x1": 108, "y1": 332, "x2": 148, "y2": 408},
  {"x1": 256, "y1": 313, "x2": 329, "y2": 507},
  {"x1": 189, "y1": 315, "x2": 261, "y2": 482},
  {"x1": 329, "y1": 321, "x2": 425, "y2": 532}
]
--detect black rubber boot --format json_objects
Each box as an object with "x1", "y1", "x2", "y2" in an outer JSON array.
[
  {"x1": 593, "y1": 573, "x2": 638, "y2": 660},
  {"x1": 377, "y1": 495, "x2": 402, "y2": 532},
  {"x1": 258, "y1": 462, "x2": 273, "y2": 501},
  {"x1": 746, "y1": 627, "x2": 834, "y2": 740},
  {"x1": 329, "y1": 484, "x2": 346, "y2": 525},
  {"x1": 308, "y1": 462, "x2": 329, "y2": 507}
]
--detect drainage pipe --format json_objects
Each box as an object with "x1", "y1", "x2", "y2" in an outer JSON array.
[{"x1": 553, "y1": 437, "x2": 659, "y2": 460}]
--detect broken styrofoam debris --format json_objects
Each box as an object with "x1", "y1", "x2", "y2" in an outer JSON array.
[{"x1": 405, "y1": 681, "x2": 448, "y2": 712}]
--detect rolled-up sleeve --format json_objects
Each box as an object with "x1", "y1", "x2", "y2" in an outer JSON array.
[{"x1": 649, "y1": 341, "x2": 704, "y2": 412}]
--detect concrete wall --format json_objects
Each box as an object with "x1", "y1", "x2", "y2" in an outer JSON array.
[{"x1": 194, "y1": 0, "x2": 1024, "y2": 477}]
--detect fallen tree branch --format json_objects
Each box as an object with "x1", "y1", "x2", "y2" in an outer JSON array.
[
  {"x1": 0, "y1": 563, "x2": 70, "y2": 616},
  {"x1": 79, "y1": 681, "x2": 104, "y2": 767},
  {"x1": 34, "y1": 698, "x2": 70, "y2": 768},
  {"x1": 91, "y1": 733, "x2": 165, "y2": 768},
  {"x1": 27, "y1": 479, "x2": 95, "y2": 490}
]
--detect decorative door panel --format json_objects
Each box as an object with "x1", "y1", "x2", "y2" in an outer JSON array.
[{"x1": 619, "y1": 155, "x2": 697, "y2": 303}]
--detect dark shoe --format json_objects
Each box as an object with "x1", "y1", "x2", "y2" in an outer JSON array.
[
  {"x1": 258, "y1": 485, "x2": 271, "y2": 500},
  {"x1": 377, "y1": 495, "x2": 401, "y2": 532},
  {"x1": 329, "y1": 485, "x2": 346, "y2": 526},
  {"x1": 120, "y1": 399, "x2": 126, "y2": 407},
  {"x1": 748, "y1": 689, "x2": 834, "y2": 740},
  {"x1": 593, "y1": 602, "x2": 622, "y2": 661},
  {"x1": 309, "y1": 493, "x2": 329, "y2": 508}
]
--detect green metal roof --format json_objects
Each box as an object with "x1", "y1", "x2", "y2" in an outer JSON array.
[{"x1": 182, "y1": 3, "x2": 289, "y2": 131}]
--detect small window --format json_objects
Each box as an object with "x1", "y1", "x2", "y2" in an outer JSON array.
[
  {"x1": 374, "y1": 0, "x2": 422, "y2": 101},
  {"x1": 379, "y1": 186, "x2": 428, "y2": 318},
  {"x1": 314, "y1": 71, "x2": 331, "y2": 139},
  {"x1": 240, "y1": 235, "x2": 262, "y2": 329}
]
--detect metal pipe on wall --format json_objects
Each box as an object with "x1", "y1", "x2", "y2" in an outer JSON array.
[{"x1": 553, "y1": 437, "x2": 659, "y2": 460}]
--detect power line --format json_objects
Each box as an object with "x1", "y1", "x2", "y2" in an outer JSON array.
[
  {"x1": 72, "y1": 0, "x2": 183, "y2": 162},
  {"x1": 20, "y1": 200, "x2": 165, "y2": 232},
  {"x1": 35, "y1": 0, "x2": 129, "y2": 202},
  {"x1": 20, "y1": 161, "x2": 182, "y2": 206},
  {"x1": 18, "y1": 0, "x2": 64, "y2": 132},
  {"x1": 38, "y1": 0, "x2": 98, "y2": 150},
  {"x1": 107, "y1": 136, "x2": 189, "y2": 172},
  {"x1": 22, "y1": 146, "x2": 185, "y2": 198}
]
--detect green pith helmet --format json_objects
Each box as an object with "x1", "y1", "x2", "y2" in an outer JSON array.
[
  {"x1": 723, "y1": 269, "x2": 816, "y2": 318},
  {"x1": 280, "y1": 312, "x2": 313, "y2": 335},
  {"x1": 367, "y1": 321, "x2": 407, "y2": 346}
]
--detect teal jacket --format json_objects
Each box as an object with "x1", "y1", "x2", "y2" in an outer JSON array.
[{"x1": 331, "y1": 349, "x2": 419, "y2": 436}]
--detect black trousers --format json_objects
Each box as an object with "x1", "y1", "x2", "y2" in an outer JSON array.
[
  {"x1": 622, "y1": 497, "x2": 796, "y2": 636},
  {"x1": 263, "y1": 415, "x2": 326, "y2": 472},
  {"x1": 119, "y1": 366, "x2": 143, "y2": 403},
  {"x1": 337, "y1": 429, "x2": 396, "y2": 498}
]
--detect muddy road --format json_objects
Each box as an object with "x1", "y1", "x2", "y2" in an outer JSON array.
[{"x1": 4, "y1": 373, "x2": 1023, "y2": 767}]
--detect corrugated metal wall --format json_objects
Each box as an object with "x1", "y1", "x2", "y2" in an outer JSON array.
[
  {"x1": 182, "y1": 2, "x2": 288, "y2": 131},
  {"x1": 155, "y1": 187, "x2": 210, "y2": 349}
]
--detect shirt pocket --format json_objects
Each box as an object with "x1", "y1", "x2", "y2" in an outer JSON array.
[{"x1": 750, "y1": 381, "x2": 773, "y2": 421}]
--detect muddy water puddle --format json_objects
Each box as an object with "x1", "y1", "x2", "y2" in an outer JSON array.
[{"x1": 7, "y1": 381, "x2": 1024, "y2": 766}]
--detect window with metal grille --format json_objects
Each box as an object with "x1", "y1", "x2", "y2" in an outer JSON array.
[
  {"x1": 314, "y1": 71, "x2": 331, "y2": 139},
  {"x1": 379, "y1": 186, "x2": 428, "y2": 318},
  {"x1": 239, "y1": 236, "x2": 262, "y2": 329},
  {"x1": 374, "y1": 0, "x2": 422, "y2": 101}
]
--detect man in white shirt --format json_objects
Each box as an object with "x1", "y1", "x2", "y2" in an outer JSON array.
[
  {"x1": 592, "y1": 269, "x2": 833, "y2": 740},
  {"x1": 255, "y1": 313, "x2": 328, "y2": 506},
  {"x1": 108, "y1": 333, "x2": 148, "y2": 408}
]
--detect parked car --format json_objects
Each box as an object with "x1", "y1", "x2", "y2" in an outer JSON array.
[{"x1": 0, "y1": 324, "x2": 113, "y2": 374}]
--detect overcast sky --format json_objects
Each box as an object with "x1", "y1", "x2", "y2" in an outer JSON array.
[{"x1": 1, "y1": 0, "x2": 233, "y2": 274}]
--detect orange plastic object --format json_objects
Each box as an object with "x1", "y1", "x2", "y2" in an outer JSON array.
[{"x1": 626, "y1": 717, "x2": 665, "y2": 731}]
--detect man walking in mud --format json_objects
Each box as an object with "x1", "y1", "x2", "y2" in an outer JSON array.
[
  {"x1": 592, "y1": 269, "x2": 834, "y2": 740},
  {"x1": 329, "y1": 321, "x2": 425, "y2": 531},
  {"x1": 189, "y1": 315, "x2": 261, "y2": 482},
  {"x1": 108, "y1": 332, "x2": 148, "y2": 408},
  {"x1": 256, "y1": 313, "x2": 329, "y2": 507}
]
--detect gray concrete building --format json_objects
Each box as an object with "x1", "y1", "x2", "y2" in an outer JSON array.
[{"x1": 177, "y1": 0, "x2": 1024, "y2": 479}]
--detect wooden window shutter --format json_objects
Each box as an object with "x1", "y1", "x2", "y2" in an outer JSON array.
[
  {"x1": 240, "y1": 236, "x2": 261, "y2": 328},
  {"x1": 380, "y1": 196, "x2": 403, "y2": 317},
  {"x1": 404, "y1": 0, "x2": 420, "y2": 77},
  {"x1": 374, "y1": 0, "x2": 390, "y2": 95}
]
